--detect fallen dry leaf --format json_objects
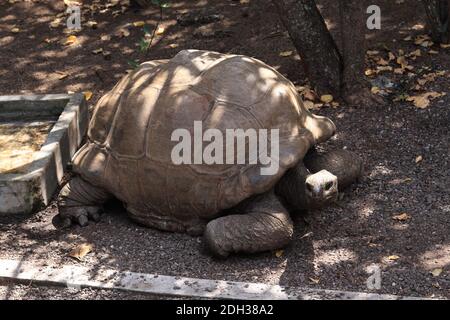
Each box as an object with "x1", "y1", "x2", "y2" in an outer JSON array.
[
  {"x1": 303, "y1": 90, "x2": 317, "y2": 101},
  {"x1": 133, "y1": 21, "x2": 145, "y2": 27},
  {"x1": 377, "y1": 58, "x2": 390, "y2": 66},
  {"x1": 415, "y1": 155, "x2": 423, "y2": 163},
  {"x1": 156, "y1": 26, "x2": 165, "y2": 35},
  {"x1": 275, "y1": 250, "x2": 284, "y2": 258},
  {"x1": 440, "y1": 43, "x2": 450, "y2": 49},
  {"x1": 320, "y1": 94, "x2": 333, "y2": 104},
  {"x1": 50, "y1": 18, "x2": 62, "y2": 28},
  {"x1": 56, "y1": 71, "x2": 68, "y2": 80},
  {"x1": 92, "y1": 48, "x2": 103, "y2": 54},
  {"x1": 392, "y1": 213, "x2": 411, "y2": 221},
  {"x1": 64, "y1": 0, "x2": 82, "y2": 5},
  {"x1": 100, "y1": 34, "x2": 111, "y2": 41},
  {"x1": 387, "y1": 255, "x2": 400, "y2": 261},
  {"x1": 396, "y1": 56, "x2": 408, "y2": 68},
  {"x1": 388, "y1": 52, "x2": 396, "y2": 61},
  {"x1": 87, "y1": 21, "x2": 98, "y2": 29},
  {"x1": 64, "y1": 35, "x2": 78, "y2": 46},
  {"x1": 116, "y1": 28, "x2": 130, "y2": 38},
  {"x1": 409, "y1": 49, "x2": 421, "y2": 57},
  {"x1": 69, "y1": 243, "x2": 93, "y2": 261},
  {"x1": 309, "y1": 277, "x2": 320, "y2": 284},
  {"x1": 371, "y1": 86, "x2": 381, "y2": 94},
  {"x1": 279, "y1": 50, "x2": 293, "y2": 57},
  {"x1": 431, "y1": 268, "x2": 443, "y2": 277},
  {"x1": 408, "y1": 95, "x2": 430, "y2": 109},
  {"x1": 331, "y1": 101, "x2": 340, "y2": 108},
  {"x1": 377, "y1": 66, "x2": 393, "y2": 72},
  {"x1": 83, "y1": 91, "x2": 93, "y2": 101},
  {"x1": 415, "y1": 35, "x2": 433, "y2": 47},
  {"x1": 366, "y1": 50, "x2": 380, "y2": 56},
  {"x1": 11, "y1": 27, "x2": 20, "y2": 33}
]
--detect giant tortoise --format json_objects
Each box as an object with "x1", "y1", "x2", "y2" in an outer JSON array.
[{"x1": 57, "y1": 50, "x2": 362, "y2": 257}]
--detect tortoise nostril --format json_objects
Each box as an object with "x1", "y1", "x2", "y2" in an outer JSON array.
[{"x1": 325, "y1": 181, "x2": 333, "y2": 191}]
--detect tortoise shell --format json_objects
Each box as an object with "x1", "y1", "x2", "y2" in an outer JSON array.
[{"x1": 72, "y1": 50, "x2": 335, "y2": 225}]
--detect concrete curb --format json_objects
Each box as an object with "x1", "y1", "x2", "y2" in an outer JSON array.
[
  {"x1": 0, "y1": 94, "x2": 88, "y2": 214},
  {"x1": 0, "y1": 259, "x2": 426, "y2": 300}
]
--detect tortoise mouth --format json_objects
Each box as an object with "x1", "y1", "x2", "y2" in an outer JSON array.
[{"x1": 306, "y1": 192, "x2": 338, "y2": 208}]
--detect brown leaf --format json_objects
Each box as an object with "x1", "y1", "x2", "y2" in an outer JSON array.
[
  {"x1": 69, "y1": 243, "x2": 93, "y2": 261},
  {"x1": 87, "y1": 21, "x2": 98, "y2": 29},
  {"x1": 279, "y1": 50, "x2": 293, "y2": 57},
  {"x1": 366, "y1": 50, "x2": 380, "y2": 56},
  {"x1": 377, "y1": 58, "x2": 390, "y2": 66},
  {"x1": 275, "y1": 250, "x2": 284, "y2": 258},
  {"x1": 371, "y1": 86, "x2": 381, "y2": 94},
  {"x1": 83, "y1": 91, "x2": 93, "y2": 101},
  {"x1": 320, "y1": 94, "x2": 333, "y2": 104},
  {"x1": 409, "y1": 49, "x2": 421, "y2": 57},
  {"x1": 392, "y1": 213, "x2": 411, "y2": 221},
  {"x1": 116, "y1": 28, "x2": 130, "y2": 38},
  {"x1": 56, "y1": 71, "x2": 68, "y2": 80},
  {"x1": 431, "y1": 268, "x2": 443, "y2": 277},
  {"x1": 376, "y1": 66, "x2": 393, "y2": 72},
  {"x1": 309, "y1": 277, "x2": 320, "y2": 284},
  {"x1": 64, "y1": 35, "x2": 78, "y2": 46},
  {"x1": 407, "y1": 95, "x2": 430, "y2": 109},
  {"x1": 156, "y1": 26, "x2": 165, "y2": 35},
  {"x1": 133, "y1": 21, "x2": 145, "y2": 27}
]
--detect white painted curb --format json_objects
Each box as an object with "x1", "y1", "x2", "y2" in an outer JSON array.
[{"x1": 0, "y1": 259, "x2": 425, "y2": 300}]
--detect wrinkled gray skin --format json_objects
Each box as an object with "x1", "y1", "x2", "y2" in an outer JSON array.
[
  {"x1": 57, "y1": 50, "x2": 363, "y2": 258},
  {"x1": 58, "y1": 148, "x2": 362, "y2": 258},
  {"x1": 204, "y1": 149, "x2": 362, "y2": 257}
]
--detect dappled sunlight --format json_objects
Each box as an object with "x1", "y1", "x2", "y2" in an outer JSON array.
[
  {"x1": 419, "y1": 244, "x2": 450, "y2": 270},
  {"x1": 313, "y1": 247, "x2": 357, "y2": 269},
  {"x1": 368, "y1": 164, "x2": 394, "y2": 179}
]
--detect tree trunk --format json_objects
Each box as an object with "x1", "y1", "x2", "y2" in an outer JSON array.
[
  {"x1": 271, "y1": 0, "x2": 342, "y2": 96},
  {"x1": 422, "y1": 0, "x2": 450, "y2": 43},
  {"x1": 338, "y1": 0, "x2": 369, "y2": 102}
]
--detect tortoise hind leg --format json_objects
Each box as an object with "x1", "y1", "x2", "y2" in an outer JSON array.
[
  {"x1": 204, "y1": 191, "x2": 293, "y2": 258},
  {"x1": 57, "y1": 176, "x2": 111, "y2": 227},
  {"x1": 304, "y1": 149, "x2": 363, "y2": 190}
]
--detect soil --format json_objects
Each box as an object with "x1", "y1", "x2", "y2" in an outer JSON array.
[
  {"x1": 0, "y1": 121, "x2": 54, "y2": 174},
  {"x1": 0, "y1": 0, "x2": 449, "y2": 299}
]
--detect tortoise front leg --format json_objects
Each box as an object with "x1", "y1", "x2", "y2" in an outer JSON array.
[
  {"x1": 204, "y1": 191, "x2": 293, "y2": 258},
  {"x1": 57, "y1": 176, "x2": 111, "y2": 227}
]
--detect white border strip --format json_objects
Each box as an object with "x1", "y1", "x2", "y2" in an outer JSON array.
[{"x1": 0, "y1": 259, "x2": 423, "y2": 300}]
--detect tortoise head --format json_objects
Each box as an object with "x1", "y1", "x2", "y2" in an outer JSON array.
[{"x1": 305, "y1": 169, "x2": 338, "y2": 208}]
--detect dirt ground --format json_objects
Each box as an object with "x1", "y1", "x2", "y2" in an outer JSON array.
[{"x1": 0, "y1": 0, "x2": 449, "y2": 299}]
